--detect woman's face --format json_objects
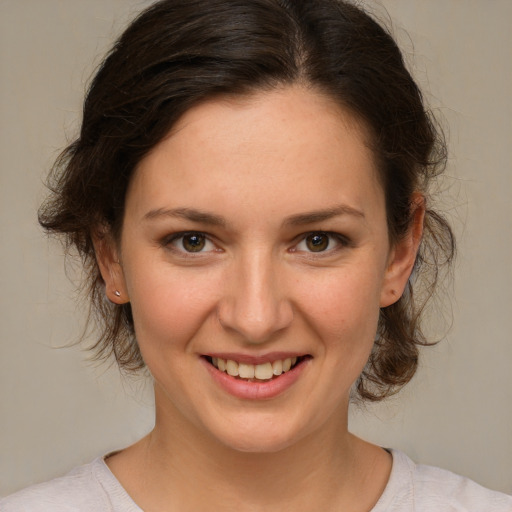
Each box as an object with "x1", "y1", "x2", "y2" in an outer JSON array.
[{"x1": 108, "y1": 86, "x2": 415, "y2": 453}]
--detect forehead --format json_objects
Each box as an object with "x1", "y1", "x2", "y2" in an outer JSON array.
[
  {"x1": 127, "y1": 86, "x2": 384, "y2": 224},
  {"x1": 165, "y1": 86, "x2": 373, "y2": 164}
]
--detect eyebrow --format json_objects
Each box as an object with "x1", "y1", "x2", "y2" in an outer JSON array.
[
  {"x1": 143, "y1": 203, "x2": 364, "y2": 228},
  {"x1": 282, "y1": 205, "x2": 365, "y2": 226},
  {"x1": 143, "y1": 207, "x2": 226, "y2": 227}
]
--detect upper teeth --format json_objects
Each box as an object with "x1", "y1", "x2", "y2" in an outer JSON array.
[{"x1": 212, "y1": 357, "x2": 298, "y2": 380}]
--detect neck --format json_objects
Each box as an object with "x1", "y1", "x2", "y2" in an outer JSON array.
[
  {"x1": 107, "y1": 388, "x2": 390, "y2": 512},
  {"x1": 157, "y1": 406, "x2": 352, "y2": 505}
]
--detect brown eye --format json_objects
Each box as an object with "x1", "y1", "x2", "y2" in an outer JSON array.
[
  {"x1": 182, "y1": 233, "x2": 206, "y2": 252},
  {"x1": 166, "y1": 231, "x2": 217, "y2": 255},
  {"x1": 305, "y1": 233, "x2": 330, "y2": 252}
]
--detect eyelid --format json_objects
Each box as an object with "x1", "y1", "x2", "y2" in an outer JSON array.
[
  {"x1": 292, "y1": 231, "x2": 352, "y2": 254},
  {"x1": 162, "y1": 231, "x2": 219, "y2": 255},
  {"x1": 160, "y1": 230, "x2": 351, "y2": 257}
]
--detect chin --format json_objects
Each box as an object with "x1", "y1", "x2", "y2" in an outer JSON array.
[{"x1": 203, "y1": 412, "x2": 315, "y2": 455}]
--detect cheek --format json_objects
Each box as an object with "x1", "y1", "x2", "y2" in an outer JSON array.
[
  {"x1": 125, "y1": 262, "x2": 222, "y2": 352},
  {"x1": 297, "y1": 265, "x2": 383, "y2": 351}
]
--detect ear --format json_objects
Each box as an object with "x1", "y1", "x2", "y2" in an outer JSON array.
[
  {"x1": 92, "y1": 228, "x2": 129, "y2": 304},
  {"x1": 380, "y1": 193, "x2": 425, "y2": 308}
]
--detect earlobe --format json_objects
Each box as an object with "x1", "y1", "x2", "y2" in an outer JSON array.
[
  {"x1": 380, "y1": 194, "x2": 425, "y2": 308},
  {"x1": 92, "y1": 230, "x2": 129, "y2": 304}
]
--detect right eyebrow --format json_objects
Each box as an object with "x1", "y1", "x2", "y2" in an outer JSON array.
[{"x1": 142, "y1": 207, "x2": 227, "y2": 227}]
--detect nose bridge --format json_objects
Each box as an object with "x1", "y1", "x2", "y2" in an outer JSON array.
[{"x1": 218, "y1": 247, "x2": 292, "y2": 343}]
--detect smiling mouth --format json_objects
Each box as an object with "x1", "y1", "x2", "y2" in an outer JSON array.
[{"x1": 205, "y1": 356, "x2": 309, "y2": 382}]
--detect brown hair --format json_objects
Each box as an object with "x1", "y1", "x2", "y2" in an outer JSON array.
[{"x1": 39, "y1": 0, "x2": 455, "y2": 401}]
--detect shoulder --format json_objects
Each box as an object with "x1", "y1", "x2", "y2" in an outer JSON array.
[
  {"x1": 0, "y1": 460, "x2": 98, "y2": 511},
  {"x1": 0, "y1": 459, "x2": 107, "y2": 511},
  {"x1": 0, "y1": 457, "x2": 140, "y2": 512},
  {"x1": 374, "y1": 449, "x2": 512, "y2": 512},
  {"x1": 412, "y1": 456, "x2": 512, "y2": 510}
]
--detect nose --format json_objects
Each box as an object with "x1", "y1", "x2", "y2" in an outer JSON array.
[{"x1": 217, "y1": 251, "x2": 293, "y2": 344}]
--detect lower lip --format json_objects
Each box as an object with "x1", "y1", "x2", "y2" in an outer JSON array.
[{"x1": 202, "y1": 358, "x2": 309, "y2": 400}]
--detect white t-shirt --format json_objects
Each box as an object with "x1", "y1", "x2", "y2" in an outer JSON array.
[{"x1": 1, "y1": 449, "x2": 511, "y2": 511}]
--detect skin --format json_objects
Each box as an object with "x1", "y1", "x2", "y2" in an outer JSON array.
[{"x1": 95, "y1": 86, "x2": 424, "y2": 511}]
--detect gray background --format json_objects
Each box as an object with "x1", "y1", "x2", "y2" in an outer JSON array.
[{"x1": 1, "y1": 0, "x2": 511, "y2": 496}]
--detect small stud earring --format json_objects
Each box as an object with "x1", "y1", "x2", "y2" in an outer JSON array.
[{"x1": 114, "y1": 290, "x2": 121, "y2": 297}]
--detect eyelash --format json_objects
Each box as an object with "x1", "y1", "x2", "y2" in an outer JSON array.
[
  {"x1": 161, "y1": 231, "x2": 351, "y2": 256},
  {"x1": 292, "y1": 231, "x2": 351, "y2": 255},
  {"x1": 162, "y1": 231, "x2": 218, "y2": 256}
]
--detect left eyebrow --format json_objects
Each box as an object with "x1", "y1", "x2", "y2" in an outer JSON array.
[{"x1": 283, "y1": 204, "x2": 365, "y2": 227}]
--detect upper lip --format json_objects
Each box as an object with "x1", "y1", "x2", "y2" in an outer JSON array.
[{"x1": 203, "y1": 352, "x2": 309, "y2": 365}]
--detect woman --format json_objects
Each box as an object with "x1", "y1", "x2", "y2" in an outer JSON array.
[{"x1": 2, "y1": 0, "x2": 511, "y2": 510}]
